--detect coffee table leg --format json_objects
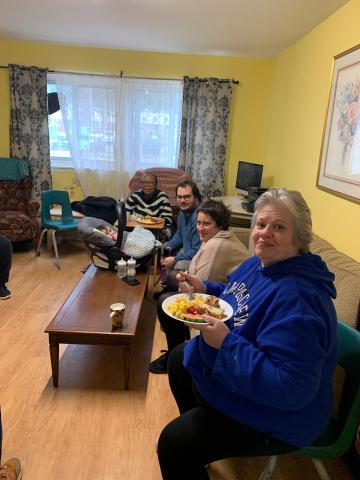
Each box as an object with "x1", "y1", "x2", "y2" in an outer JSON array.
[
  {"x1": 49, "y1": 341, "x2": 59, "y2": 387},
  {"x1": 123, "y1": 346, "x2": 131, "y2": 390}
]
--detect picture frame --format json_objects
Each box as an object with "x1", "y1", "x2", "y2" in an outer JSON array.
[{"x1": 317, "y1": 44, "x2": 360, "y2": 204}]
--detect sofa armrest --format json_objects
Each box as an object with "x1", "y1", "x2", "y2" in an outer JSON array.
[
  {"x1": 27, "y1": 199, "x2": 40, "y2": 217},
  {"x1": 311, "y1": 234, "x2": 360, "y2": 330}
]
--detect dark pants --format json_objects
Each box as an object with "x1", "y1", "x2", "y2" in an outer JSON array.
[
  {"x1": 157, "y1": 292, "x2": 190, "y2": 352},
  {"x1": 157, "y1": 344, "x2": 296, "y2": 480},
  {"x1": 0, "y1": 235, "x2": 12, "y2": 287},
  {"x1": 0, "y1": 410, "x2": 2, "y2": 462}
]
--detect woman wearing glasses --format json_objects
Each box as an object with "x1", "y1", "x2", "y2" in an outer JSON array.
[{"x1": 125, "y1": 172, "x2": 173, "y2": 234}]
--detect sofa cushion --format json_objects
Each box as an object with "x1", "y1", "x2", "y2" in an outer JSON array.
[
  {"x1": 311, "y1": 234, "x2": 360, "y2": 330},
  {"x1": 230, "y1": 227, "x2": 251, "y2": 250}
]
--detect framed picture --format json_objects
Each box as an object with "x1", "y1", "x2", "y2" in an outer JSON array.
[{"x1": 317, "y1": 44, "x2": 360, "y2": 203}]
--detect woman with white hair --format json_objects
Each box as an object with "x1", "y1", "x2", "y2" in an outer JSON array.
[{"x1": 157, "y1": 188, "x2": 338, "y2": 480}]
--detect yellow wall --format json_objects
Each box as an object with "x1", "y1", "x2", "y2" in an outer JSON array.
[
  {"x1": 0, "y1": 39, "x2": 274, "y2": 199},
  {"x1": 51, "y1": 169, "x2": 83, "y2": 202},
  {"x1": 266, "y1": 0, "x2": 360, "y2": 261},
  {"x1": 2, "y1": 4, "x2": 359, "y2": 262}
]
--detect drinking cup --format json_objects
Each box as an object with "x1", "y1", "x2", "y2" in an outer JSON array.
[{"x1": 110, "y1": 302, "x2": 125, "y2": 327}]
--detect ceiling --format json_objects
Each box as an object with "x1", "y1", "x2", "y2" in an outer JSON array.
[{"x1": 0, "y1": 0, "x2": 349, "y2": 57}]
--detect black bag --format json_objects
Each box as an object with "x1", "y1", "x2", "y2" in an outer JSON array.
[
  {"x1": 84, "y1": 200, "x2": 154, "y2": 271},
  {"x1": 71, "y1": 196, "x2": 118, "y2": 225}
]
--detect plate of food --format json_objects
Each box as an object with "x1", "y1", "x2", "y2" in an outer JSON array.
[
  {"x1": 136, "y1": 216, "x2": 163, "y2": 225},
  {"x1": 162, "y1": 294, "x2": 233, "y2": 326}
]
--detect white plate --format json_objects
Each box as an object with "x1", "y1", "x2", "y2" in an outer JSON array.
[{"x1": 162, "y1": 293, "x2": 233, "y2": 326}]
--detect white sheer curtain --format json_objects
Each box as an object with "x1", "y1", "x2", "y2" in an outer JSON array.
[
  {"x1": 119, "y1": 78, "x2": 183, "y2": 170},
  {"x1": 55, "y1": 73, "x2": 128, "y2": 199},
  {"x1": 55, "y1": 73, "x2": 183, "y2": 199}
]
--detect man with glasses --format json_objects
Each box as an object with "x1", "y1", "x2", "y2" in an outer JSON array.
[
  {"x1": 150, "y1": 180, "x2": 202, "y2": 373},
  {"x1": 160, "y1": 180, "x2": 202, "y2": 287},
  {"x1": 126, "y1": 172, "x2": 173, "y2": 235}
]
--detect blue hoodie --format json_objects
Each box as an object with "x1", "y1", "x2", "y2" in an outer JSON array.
[{"x1": 183, "y1": 253, "x2": 337, "y2": 447}]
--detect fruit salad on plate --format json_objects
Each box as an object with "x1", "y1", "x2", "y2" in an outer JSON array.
[{"x1": 166, "y1": 294, "x2": 227, "y2": 323}]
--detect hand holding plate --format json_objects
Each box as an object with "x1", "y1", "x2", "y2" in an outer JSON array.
[{"x1": 186, "y1": 314, "x2": 230, "y2": 349}]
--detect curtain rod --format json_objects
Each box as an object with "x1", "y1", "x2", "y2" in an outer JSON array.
[{"x1": 0, "y1": 65, "x2": 239, "y2": 84}]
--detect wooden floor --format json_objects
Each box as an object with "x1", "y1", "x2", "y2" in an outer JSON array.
[{"x1": 0, "y1": 242, "x2": 355, "y2": 479}]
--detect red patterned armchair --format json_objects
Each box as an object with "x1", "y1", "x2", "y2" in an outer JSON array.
[{"x1": 0, "y1": 158, "x2": 40, "y2": 246}]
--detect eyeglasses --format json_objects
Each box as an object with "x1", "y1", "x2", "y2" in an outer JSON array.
[{"x1": 177, "y1": 194, "x2": 192, "y2": 200}]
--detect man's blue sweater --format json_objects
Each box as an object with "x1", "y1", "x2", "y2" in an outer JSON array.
[{"x1": 167, "y1": 209, "x2": 201, "y2": 262}]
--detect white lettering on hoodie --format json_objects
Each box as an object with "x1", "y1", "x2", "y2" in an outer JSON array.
[{"x1": 224, "y1": 281, "x2": 249, "y2": 327}]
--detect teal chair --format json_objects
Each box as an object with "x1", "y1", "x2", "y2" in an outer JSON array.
[
  {"x1": 35, "y1": 190, "x2": 79, "y2": 269},
  {"x1": 258, "y1": 320, "x2": 360, "y2": 480}
]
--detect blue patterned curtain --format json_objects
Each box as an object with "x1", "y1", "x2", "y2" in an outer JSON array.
[
  {"x1": 178, "y1": 77, "x2": 233, "y2": 199},
  {"x1": 9, "y1": 64, "x2": 52, "y2": 200}
]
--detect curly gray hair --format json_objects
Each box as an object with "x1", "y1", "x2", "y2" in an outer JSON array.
[{"x1": 252, "y1": 188, "x2": 313, "y2": 254}]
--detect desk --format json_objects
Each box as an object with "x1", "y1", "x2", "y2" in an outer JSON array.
[
  {"x1": 45, "y1": 264, "x2": 149, "y2": 389},
  {"x1": 210, "y1": 196, "x2": 253, "y2": 227}
]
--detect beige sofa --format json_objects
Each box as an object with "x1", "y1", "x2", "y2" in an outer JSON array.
[{"x1": 310, "y1": 234, "x2": 360, "y2": 330}]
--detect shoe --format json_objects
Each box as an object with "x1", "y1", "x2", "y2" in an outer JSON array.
[
  {"x1": 0, "y1": 458, "x2": 22, "y2": 480},
  {"x1": 0, "y1": 286, "x2": 11, "y2": 300},
  {"x1": 149, "y1": 350, "x2": 169, "y2": 374}
]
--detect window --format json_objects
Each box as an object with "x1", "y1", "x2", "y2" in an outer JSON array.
[
  {"x1": 48, "y1": 81, "x2": 72, "y2": 168},
  {"x1": 128, "y1": 80, "x2": 183, "y2": 168},
  {"x1": 47, "y1": 74, "x2": 183, "y2": 170}
]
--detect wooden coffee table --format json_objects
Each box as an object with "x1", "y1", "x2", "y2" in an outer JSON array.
[{"x1": 45, "y1": 264, "x2": 149, "y2": 389}]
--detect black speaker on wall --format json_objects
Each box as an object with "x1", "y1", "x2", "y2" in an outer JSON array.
[{"x1": 47, "y1": 92, "x2": 60, "y2": 115}]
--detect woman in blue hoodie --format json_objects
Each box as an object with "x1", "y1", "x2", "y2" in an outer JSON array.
[{"x1": 157, "y1": 188, "x2": 338, "y2": 480}]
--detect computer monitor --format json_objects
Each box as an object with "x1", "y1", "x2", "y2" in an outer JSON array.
[{"x1": 236, "y1": 161, "x2": 263, "y2": 197}]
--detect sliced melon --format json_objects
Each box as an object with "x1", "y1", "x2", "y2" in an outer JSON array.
[{"x1": 183, "y1": 313, "x2": 207, "y2": 323}]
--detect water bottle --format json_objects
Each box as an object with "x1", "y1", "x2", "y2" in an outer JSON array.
[
  {"x1": 117, "y1": 258, "x2": 127, "y2": 278},
  {"x1": 126, "y1": 257, "x2": 136, "y2": 278}
]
